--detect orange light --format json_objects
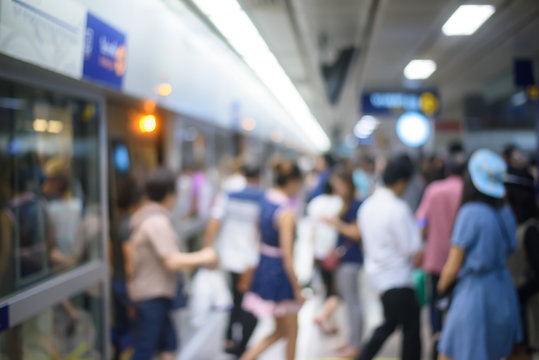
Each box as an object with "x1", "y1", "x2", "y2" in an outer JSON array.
[
  {"x1": 157, "y1": 83, "x2": 173, "y2": 97},
  {"x1": 139, "y1": 115, "x2": 157, "y2": 133},
  {"x1": 242, "y1": 118, "x2": 256, "y2": 131}
]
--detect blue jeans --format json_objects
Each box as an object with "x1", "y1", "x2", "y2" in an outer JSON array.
[{"x1": 132, "y1": 298, "x2": 177, "y2": 360}]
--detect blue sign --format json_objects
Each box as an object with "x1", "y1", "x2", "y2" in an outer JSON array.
[
  {"x1": 83, "y1": 13, "x2": 126, "y2": 90},
  {"x1": 0, "y1": 305, "x2": 8, "y2": 333},
  {"x1": 361, "y1": 90, "x2": 440, "y2": 117}
]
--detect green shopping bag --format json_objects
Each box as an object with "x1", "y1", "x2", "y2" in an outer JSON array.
[{"x1": 412, "y1": 268, "x2": 428, "y2": 307}]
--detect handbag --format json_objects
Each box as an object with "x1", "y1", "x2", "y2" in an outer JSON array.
[
  {"x1": 320, "y1": 249, "x2": 340, "y2": 271},
  {"x1": 320, "y1": 245, "x2": 348, "y2": 272}
]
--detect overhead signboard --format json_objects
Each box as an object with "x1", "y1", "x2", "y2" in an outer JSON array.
[
  {"x1": 0, "y1": 0, "x2": 127, "y2": 90},
  {"x1": 83, "y1": 12, "x2": 127, "y2": 90},
  {"x1": 0, "y1": 0, "x2": 87, "y2": 78},
  {"x1": 361, "y1": 90, "x2": 441, "y2": 117}
]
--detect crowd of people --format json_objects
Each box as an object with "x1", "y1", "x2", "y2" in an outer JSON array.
[{"x1": 119, "y1": 141, "x2": 538, "y2": 360}]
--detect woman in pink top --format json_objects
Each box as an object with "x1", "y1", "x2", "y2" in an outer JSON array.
[{"x1": 415, "y1": 148, "x2": 465, "y2": 357}]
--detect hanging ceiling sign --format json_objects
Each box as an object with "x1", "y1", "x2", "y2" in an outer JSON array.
[{"x1": 361, "y1": 90, "x2": 441, "y2": 117}]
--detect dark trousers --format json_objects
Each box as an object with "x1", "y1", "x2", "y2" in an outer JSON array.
[
  {"x1": 226, "y1": 272, "x2": 258, "y2": 356},
  {"x1": 429, "y1": 273, "x2": 442, "y2": 335},
  {"x1": 356, "y1": 287, "x2": 421, "y2": 360},
  {"x1": 132, "y1": 298, "x2": 177, "y2": 360}
]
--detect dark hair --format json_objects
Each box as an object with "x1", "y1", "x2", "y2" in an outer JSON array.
[
  {"x1": 461, "y1": 171, "x2": 504, "y2": 209},
  {"x1": 145, "y1": 167, "x2": 176, "y2": 202},
  {"x1": 322, "y1": 179, "x2": 333, "y2": 195},
  {"x1": 383, "y1": 155, "x2": 414, "y2": 186},
  {"x1": 241, "y1": 164, "x2": 261, "y2": 179},
  {"x1": 332, "y1": 166, "x2": 355, "y2": 201},
  {"x1": 448, "y1": 140, "x2": 464, "y2": 155},
  {"x1": 503, "y1": 144, "x2": 518, "y2": 163},
  {"x1": 447, "y1": 154, "x2": 466, "y2": 176},
  {"x1": 505, "y1": 168, "x2": 538, "y2": 224},
  {"x1": 117, "y1": 177, "x2": 144, "y2": 210},
  {"x1": 323, "y1": 153, "x2": 336, "y2": 168},
  {"x1": 273, "y1": 160, "x2": 302, "y2": 187}
]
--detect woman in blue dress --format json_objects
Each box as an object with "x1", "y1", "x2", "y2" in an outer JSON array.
[
  {"x1": 437, "y1": 149, "x2": 522, "y2": 360},
  {"x1": 242, "y1": 160, "x2": 305, "y2": 360}
]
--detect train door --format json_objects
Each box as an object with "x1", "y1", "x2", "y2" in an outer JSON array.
[{"x1": 0, "y1": 57, "x2": 110, "y2": 359}]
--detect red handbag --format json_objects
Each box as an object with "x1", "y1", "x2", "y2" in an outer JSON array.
[{"x1": 320, "y1": 246, "x2": 347, "y2": 272}]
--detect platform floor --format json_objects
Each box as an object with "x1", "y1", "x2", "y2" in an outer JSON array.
[{"x1": 175, "y1": 269, "x2": 434, "y2": 360}]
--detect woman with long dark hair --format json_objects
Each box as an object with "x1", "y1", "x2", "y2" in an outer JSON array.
[
  {"x1": 437, "y1": 149, "x2": 522, "y2": 360},
  {"x1": 323, "y1": 167, "x2": 363, "y2": 358},
  {"x1": 241, "y1": 160, "x2": 305, "y2": 360}
]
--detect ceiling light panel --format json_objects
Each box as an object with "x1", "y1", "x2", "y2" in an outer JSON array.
[
  {"x1": 404, "y1": 59, "x2": 437, "y2": 80},
  {"x1": 442, "y1": 5, "x2": 496, "y2": 36},
  {"x1": 192, "y1": 0, "x2": 330, "y2": 151}
]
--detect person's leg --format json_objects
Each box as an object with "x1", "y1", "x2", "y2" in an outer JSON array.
[
  {"x1": 237, "y1": 307, "x2": 258, "y2": 356},
  {"x1": 226, "y1": 272, "x2": 242, "y2": 344},
  {"x1": 356, "y1": 289, "x2": 399, "y2": 360},
  {"x1": 429, "y1": 274, "x2": 442, "y2": 360},
  {"x1": 239, "y1": 316, "x2": 286, "y2": 360},
  {"x1": 281, "y1": 314, "x2": 299, "y2": 360},
  {"x1": 315, "y1": 266, "x2": 339, "y2": 333},
  {"x1": 158, "y1": 299, "x2": 178, "y2": 360},
  {"x1": 399, "y1": 288, "x2": 421, "y2": 360},
  {"x1": 132, "y1": 299, "x2": 167, "y2": 360},
  {"x1": 336, "y1": 264, "x2": 362, "y2": 355},
  {"x1": 429, "y1": 274, "x2": 442, "y2": 335}
]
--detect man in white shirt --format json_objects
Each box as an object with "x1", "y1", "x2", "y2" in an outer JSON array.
[
  {"x1": 204, "y1": 164, "x2": 263, "y2": 357},
  {"x1": 356, "y1": 155, "x2": 423, "y2": 360}
]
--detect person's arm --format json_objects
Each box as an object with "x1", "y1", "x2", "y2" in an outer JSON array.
[
  {"x1": 203, "y1": 192, "x2": 228, "y2": 247},
  {"x1": 163, "y1": 247, "x2": 217, "y2": 272},
  {"x1": 146, "y1": 215, "x2": 218, "y2": 272},
  {"x1": 203, "y1": 218, "x2": 221, "y2": 248},
  {"x1": 322, "y1": 217, "x2": 361, "y2": 241},
  {"x1": 518, "y1": 226, "x2": 539, "y2": 301},
  {"x1": 122, "y1": 242, "x2": 133, "y2": 279},
  {"x1": 395, "y1": 204, "x2": 423, "y2": 265},
  {"x1": 438, "y1": 246, "x2": 466, "y2": 293},
  {"x1": 279, "y1": 210, "x2": 304, "y2": 303},
  {"x1": 415, "y1": 186, "x2": 431, "y2": 241}
]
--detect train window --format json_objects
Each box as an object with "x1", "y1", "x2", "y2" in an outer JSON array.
[
  {"x1": 0, "y1": 287, "x2": 103, "y2": 358},
  {"x1": 0, "y1": 78, "x2": 102, "y2": 301}
]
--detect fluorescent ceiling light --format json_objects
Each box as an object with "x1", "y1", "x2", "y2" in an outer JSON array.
[
  {"x1": 354, "y1": 115, "x2": 379, "y2": 139},
  {"x1": 404, "y1": 59, "x2": 437, "y2": 80},
  {"x1": 192, "y1": 0, "x2": 330, "y2": 152},
  {"x1": 442, "y1": 5, "x2": 495, "y2": 36}
]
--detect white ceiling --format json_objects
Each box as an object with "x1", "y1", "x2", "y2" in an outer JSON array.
[{"x1": 234, "y1": 0, "x2": 539, "y2": 142}]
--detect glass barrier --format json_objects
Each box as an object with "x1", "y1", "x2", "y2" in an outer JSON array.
[
  {"x1": 0, "y1": 78, "x2": 102, "y2": 301},
  {"x1": 0, "y1": 287, "x2": 103, "y2": 359}
]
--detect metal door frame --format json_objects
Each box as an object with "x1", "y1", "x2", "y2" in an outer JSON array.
[{"x1": 0, "y1": 55, "x2": 111, "y2": 359}]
